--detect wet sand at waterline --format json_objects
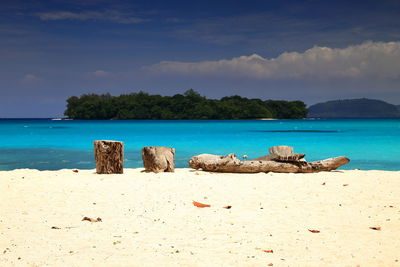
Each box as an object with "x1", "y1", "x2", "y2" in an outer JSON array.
[{"x1": 1, "y1": 168, "x2": 399, "y2": 266}]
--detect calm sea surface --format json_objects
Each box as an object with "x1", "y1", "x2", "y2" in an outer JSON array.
[{"x1": 0, "y1": 119, "x2": 399, "y2": 171}]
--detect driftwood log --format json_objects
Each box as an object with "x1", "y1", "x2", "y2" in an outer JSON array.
[
  {"x1": 142, "y1": 146, "x2": 175, "y2": 173},
  {"x1": 94, "y1": 140, "x2": 124, "y2": 174},
  {"x1": 189, "y1": 153, "x2": 349, "y2": 173}
]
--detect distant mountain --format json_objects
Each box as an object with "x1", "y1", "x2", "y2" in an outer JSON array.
[{"x1": 308, "y1": 98, "x2": 400, "y2": 118}]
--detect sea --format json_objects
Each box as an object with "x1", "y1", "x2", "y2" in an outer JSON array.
[{"x1": 0, "y1": 118, "x2": 399, "y2": 171}]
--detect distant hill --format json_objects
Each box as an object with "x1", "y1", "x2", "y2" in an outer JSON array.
[{"x1": 308, "y1": 98, "x2": 400, "y2": 118}]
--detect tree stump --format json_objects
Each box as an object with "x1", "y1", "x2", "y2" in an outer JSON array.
[
  {"x1": 94, "y1": 140, "x2": 124, "y2": 174},
  {"x1": 142, "y1": 146, "x2": 175, "y2": 173}
]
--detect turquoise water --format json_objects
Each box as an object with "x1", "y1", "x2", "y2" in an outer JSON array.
[{"x1": 0, "y1": 119, "x2": 399, "y2": 171}]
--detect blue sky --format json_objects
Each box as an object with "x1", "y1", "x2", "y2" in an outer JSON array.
[{"x1": 1, "y1": 0, "x2": 400, "y2": 117}]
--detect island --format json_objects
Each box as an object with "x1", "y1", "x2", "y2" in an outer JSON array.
[
  {"x1": 64, "y1": 89, "x2": 307, "y2": 120},
  {"x1": 308, "y1": 98, "x2": 400, "y2": 118}
]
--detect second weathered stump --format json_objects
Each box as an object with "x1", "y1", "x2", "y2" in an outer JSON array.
[
  {"x1": 142, "y1": 146, "x2": 175, "y2": 173},
  {"x1": 94, "y1": 140, "x2": 124, "y2": 174}
]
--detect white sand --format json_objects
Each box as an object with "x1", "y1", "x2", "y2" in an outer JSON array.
[{"x1": 0, "y1": 168, "x2": 399, "y2": 267}]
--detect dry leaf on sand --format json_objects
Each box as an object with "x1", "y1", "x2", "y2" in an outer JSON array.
[
  {"x1": 369, "y1": 226, "x2": 381, "y2": 231},
  {"x1": 192, "y1": 201, "x2": 211, "y2": 208},
  {"x1": 82, "y1": 217, "x2": 102, "y2": 222}
]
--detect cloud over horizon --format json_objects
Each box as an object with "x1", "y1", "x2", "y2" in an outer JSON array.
[{"x1": 149, "y1": 41, "x2": 400, "y2": 80}]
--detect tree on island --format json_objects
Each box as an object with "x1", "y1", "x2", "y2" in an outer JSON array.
[{"x1": 64, "y1": 89, "x2": 307, "y2": 120}]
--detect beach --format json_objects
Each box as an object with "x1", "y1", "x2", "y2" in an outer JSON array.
[{"x1": 1, "y1": 168, "x2": 399, "y2": 266}]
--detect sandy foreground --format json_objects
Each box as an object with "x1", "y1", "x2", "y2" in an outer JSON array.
[{"x1": 0, "y1": 168, "x2": 399, "y2": 267}]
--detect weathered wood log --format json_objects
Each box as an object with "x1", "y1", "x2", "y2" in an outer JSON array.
[
  {"x1": 94, "y1": 140, "x2": 124, "y2": 174},
  {"x1": 142, "y1": 146, "x2": 175, "y2": 173},
  {"x1": 189, "y1": 153, "x2": 349, "y2": 173}
]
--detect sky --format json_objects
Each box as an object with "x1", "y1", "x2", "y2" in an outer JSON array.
[{"x1": 1, "y1": 0, "x2": 400, "y2": 117}]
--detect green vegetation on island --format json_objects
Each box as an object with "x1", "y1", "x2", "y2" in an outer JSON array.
[
  {"x1": 307, "y1": 98, "x2": 400, "y2": 118},
  {"x1": 64, "y1": 89, "x2": 307, "y2": 120}
]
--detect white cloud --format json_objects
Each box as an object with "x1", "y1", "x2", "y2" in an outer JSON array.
[
  {"x1": 36, "y1": 10, "x2": 147, "y2": 24},
  {"x1": 21, "y1": 74, "x2": 41, "y2": 84},
  {"x1": 87, "y1": 70, "x2": 110, "y2": 77},
  {"x1": 148, "y1": 41, "x2": 400, "y2": 80}
]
